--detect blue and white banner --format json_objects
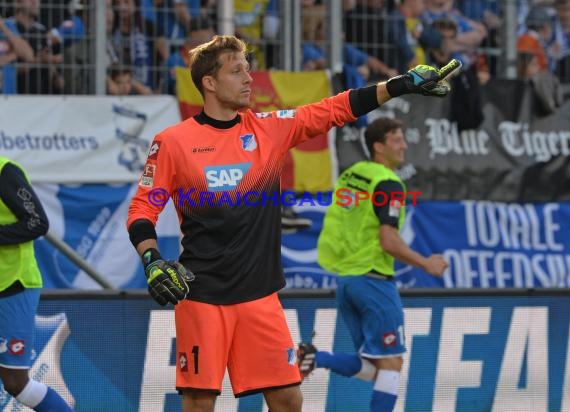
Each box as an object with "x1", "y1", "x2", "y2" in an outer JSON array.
[
  {"x1": 282, "y1": 200, "x2": 570, "y2": 289},
  {"x1": 411, "y1": 201, "x2": 570, "y2": 288},
  {"x1": 281, "y1": 203, "x2": 339, "y2": 289},
  {"x1": 1, "y1": 293, "x2": 568, "y2": 411},
  {"x1": 0, "y1": 95, "x2": 180, "y2": 183},
  {"x1": 34, "y1": 183, "x2": 180, "y2": 289},
  {"x1": 31, "y1": 184, "x2": 570, "y2": 290}
]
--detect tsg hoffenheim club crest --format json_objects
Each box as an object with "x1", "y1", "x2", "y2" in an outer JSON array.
[{"x1": 240, "y1": 133, "x2": 257, "y2": 152}]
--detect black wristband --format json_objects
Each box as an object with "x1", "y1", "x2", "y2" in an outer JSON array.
[
  {"x1": 348, "y1": 85, "x2": 379, "y2": 117},
  {"x1": 386, "y1": 75, "x2": 410, "y2": 98},
  {"x1": 142, "y1": 248, "x2": 162, "y2": 268},
  {"x1": 128, "y1": 219, "x2": 157, "y2": 248}
]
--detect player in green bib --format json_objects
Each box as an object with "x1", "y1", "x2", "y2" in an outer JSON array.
[
  {"x1": 298, "y1": 118, "x2": 448, "y2": 412},
  {"x1": 0, "y1": 156, "x2": 74, "y2": 411}
]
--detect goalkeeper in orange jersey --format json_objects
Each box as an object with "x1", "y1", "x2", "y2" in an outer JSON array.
[{"x1": 127, "y1": 34, "x2": 461, "y2": 412}]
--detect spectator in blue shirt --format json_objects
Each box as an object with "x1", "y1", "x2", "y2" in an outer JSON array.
[
  {"x1": 166, "y1": 16, "x2": 215, "y2": 94},
  {"x1": 110, "y1": 0, "x2": 167, "y2": 91},
  {"x1": 385, "y1": 0, "x2": 443, "y2": 74},
  {"x1": 155, "y1": 0, "x2": 202, "y2": 42},
  {"x1": 302, "y1": 5, "x2": 397, "y2": 79},
  {"x1": 422, "y1": 0, "x2": 487, "y2": 70},
  {"x1": 0, "y1": 15, "x2": 33, "y2": 94},
  {"x1": 554, "y1": 0, "x2": 570, "y2": 81}
]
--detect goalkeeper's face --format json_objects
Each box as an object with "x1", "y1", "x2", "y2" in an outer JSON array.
[{"x1": 209, "y1": 51, "x2": 253, "y2": 111}]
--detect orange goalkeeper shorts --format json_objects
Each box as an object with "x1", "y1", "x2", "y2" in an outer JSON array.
[{"x1": 174, "y1": 293, "x2": 301, "y2": 397}]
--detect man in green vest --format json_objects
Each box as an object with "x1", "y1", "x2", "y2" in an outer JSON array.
[
  {"x1": 298, "y1": 118, "x2": 448, "y2": 412},
  {"x1": 0, "y1": 156, "x2": 74, "y2": 411}
]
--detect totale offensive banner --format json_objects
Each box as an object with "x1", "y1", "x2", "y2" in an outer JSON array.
[{"x1": 282, "y1": 200, "x2": 570, "y2": 289}]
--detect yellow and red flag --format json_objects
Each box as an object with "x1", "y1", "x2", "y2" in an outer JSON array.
[{"x1": 175, "y1": 67, "x2": 333, "y2": 192}]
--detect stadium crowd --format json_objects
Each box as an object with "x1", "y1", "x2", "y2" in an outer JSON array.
[{"x1": 0, "y1": 0, "x2": 569, "y2": 96}]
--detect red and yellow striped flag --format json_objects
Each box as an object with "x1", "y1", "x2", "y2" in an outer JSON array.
[{"x1": 175, "y1": 67, "x2": 333, "y2": 192}]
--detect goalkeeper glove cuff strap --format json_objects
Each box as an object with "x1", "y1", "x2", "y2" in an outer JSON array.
[
  {"x1": 142, "y1": 248, "x2": 162, "y2": 269},
  {"x1": 386, "y1": 75, "x2": 410, "y2": 98}
]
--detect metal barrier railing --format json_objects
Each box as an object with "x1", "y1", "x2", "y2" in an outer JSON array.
[{"x1": 44, "y1": 231, "x2": 115, "y2": 290}]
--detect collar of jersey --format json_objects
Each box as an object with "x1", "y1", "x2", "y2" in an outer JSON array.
[{"x1": 195, "y1": 111, "x2": 241, "y2": 129}]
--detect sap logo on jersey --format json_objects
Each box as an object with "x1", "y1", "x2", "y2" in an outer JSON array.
[{"x1": 205, "y1": 162, "x2": 252, "y2": 191}]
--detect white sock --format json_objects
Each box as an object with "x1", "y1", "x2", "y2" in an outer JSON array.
[
  {"x1": 374, "y1": 369, "x2": 400, "y2": 395},
  {"x1": 15, "y1": 379, "x2": 48, "y2": 408},
  {"x1": 354, "y1": 358, "x2": 377, "y2": 381}
]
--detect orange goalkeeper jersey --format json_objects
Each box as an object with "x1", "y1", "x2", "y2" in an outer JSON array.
[{"x1": 127, "y1": 91, "x2": 357, "y2": 304}]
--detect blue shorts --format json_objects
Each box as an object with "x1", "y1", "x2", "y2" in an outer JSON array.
[
  {"x1": 336, "y1": 275, "x2": 406, "y2": 358},
  {"x1": 0, "y1": 288, "x2": 40, "y2": 369}
]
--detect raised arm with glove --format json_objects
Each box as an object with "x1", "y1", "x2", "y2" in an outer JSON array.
[{"x1": 386, "y1": 58, "x2": 463, "y2": 98}]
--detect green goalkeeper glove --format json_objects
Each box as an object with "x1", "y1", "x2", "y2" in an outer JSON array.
[
  {"x1": 386, "y1": 58, "x2": 463, "y2": 98},
  {"x1": 142, "y1": 248, "x2": 195, "y2": 306}
]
